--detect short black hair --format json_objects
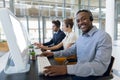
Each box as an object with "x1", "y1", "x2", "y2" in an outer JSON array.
[
  {"x1": 76, "y1": 9, "x2": 93, "y2": 21},
  {"x1": 52, "y1": 20, "x2": 61, "y2": 28}
]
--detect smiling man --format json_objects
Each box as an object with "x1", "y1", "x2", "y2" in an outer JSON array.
[{"x1": 41, "y1": 10, "x2": 112, "y2": 80}]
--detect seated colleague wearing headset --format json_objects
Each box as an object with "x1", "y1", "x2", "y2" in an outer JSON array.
[
  {"x1": 39, "y1": 18, "x2": 77, "y2": 51},
  {"x1": 40, "y1": 9, "x2": 112, "y2": 80},
  {"x1": 35, "y1": 20, "x2": 66, "y2": 51}
]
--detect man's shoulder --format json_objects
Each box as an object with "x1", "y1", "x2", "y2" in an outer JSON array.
[
  {"x1": 97, "y1": 29, "x2": 109, "y2": 36},
  {"x1": 58, "y1": 29, "x2": 63, "y2": 33},
  {"x1": 96, "y1": 29, "x2": 111, "y2": 39},
  {"x1": 58, "y1": 30, "x2": 66, "y2": 35}
]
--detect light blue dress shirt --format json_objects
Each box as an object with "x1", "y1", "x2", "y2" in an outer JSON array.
[{"x1": 54, "y1": 26, "x2": 112, "y2": 77}]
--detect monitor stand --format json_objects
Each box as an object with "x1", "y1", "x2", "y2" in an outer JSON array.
[
  {"x1": 4, "y1": 64, "x2": 30, "y2": 74},
  {"x1": 4, "y1": 52, "x2": 30, "y2": 74},
  {"x1": 0, "y1": 52, "x2": 9, "y2": 73}
]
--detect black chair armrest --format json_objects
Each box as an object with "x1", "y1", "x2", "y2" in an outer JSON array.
[{"x1": 103, "y1": 56, "x2": 115, "y2": 76}]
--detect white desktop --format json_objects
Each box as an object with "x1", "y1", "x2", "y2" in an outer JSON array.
[{"x1": 0, "y1": 8, "x2": 30, "y2": 74}]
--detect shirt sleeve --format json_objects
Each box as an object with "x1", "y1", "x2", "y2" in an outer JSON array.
[
  {"x1": 53, "y1": 43, "x2": 76, "y2": 57},
  {"x1": 67, "y1": 33, "x2": 112, "y2": 77},
  {"x1": 43, "y1": 39, "x2": 53, "y2": 46}
]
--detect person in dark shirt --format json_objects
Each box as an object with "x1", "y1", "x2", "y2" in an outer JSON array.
[{"x1": 35, "y1": 20, "x2": 66, "y2": 51}]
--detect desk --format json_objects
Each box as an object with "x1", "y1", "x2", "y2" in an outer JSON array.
[{"x1": 0, "y1": 57, "x2": 72, "y2": 80}]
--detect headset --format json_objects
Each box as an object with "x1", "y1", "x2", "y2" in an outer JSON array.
[{"x1": 89, "y1": 15, "x2": 93, "y2": 21}]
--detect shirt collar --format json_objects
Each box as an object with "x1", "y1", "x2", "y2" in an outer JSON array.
[
  {"x1": 66, "y1": 31, "x2": 72, "y2": 35},
  {"x1": 54, "y1": 29, "x2": 61, "y2": 34},
  {"x1": 82, "y1": 26, "x2": 98, "y2": 37}
]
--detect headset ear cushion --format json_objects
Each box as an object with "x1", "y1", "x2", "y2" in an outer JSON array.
[{"x1": 90, "y1": 16, "x2": 93, "y2": 21}]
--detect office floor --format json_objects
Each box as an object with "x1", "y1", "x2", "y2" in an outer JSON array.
[{"x1": 111, "y1": 40, "x2": 120, "y2": 80}]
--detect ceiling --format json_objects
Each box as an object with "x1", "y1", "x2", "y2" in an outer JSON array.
[{"x1": 0, "y1": 0, "x2": 106, "y2": 18}]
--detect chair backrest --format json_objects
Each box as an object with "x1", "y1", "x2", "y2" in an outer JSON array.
[{"x1": 103, "y1": 56, "x2": 115, "y2": 76}]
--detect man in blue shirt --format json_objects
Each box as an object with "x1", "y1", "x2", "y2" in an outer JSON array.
[
  {"x1": 41, "y1": 10, "x2": 112, "y2": 80},
  {"x1": 35, "y1": 20, "x2": 66, "y2": 51}
]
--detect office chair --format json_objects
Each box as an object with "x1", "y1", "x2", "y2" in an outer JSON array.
[{"x1": 97, "y1": 56, "x2": 115, "y2": 80}]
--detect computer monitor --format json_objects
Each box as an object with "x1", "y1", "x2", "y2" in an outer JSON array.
[{"x1": 0, "y1": 8, "x2": 30, "y2": 74}]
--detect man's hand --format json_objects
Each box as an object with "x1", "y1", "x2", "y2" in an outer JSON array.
[
  {"x1": 34, "y1": 42, "x2": 42, "y2": 48},
  {"x1": 43, "y1": 65, "x2": 67, "y2": 76},
  {"x1": 40, "y1": 51, "x2": 53, "y2": 57},
  {"x1": 39, "y1": 45, "x2": 49, "y2": 50}
]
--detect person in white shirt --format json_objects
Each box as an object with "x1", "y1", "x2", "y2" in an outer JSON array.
[{"x1": 39, "y1": 18, "x2": 77, "y2": 51}]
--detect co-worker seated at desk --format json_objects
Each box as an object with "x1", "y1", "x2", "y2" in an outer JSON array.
[
  {"x1": 40, "y1": 10, "x2": 112, "y2": 80},
  {"x1": 39, "y1": 18, "x2": 77, "y2": 64},
  {"x1": 39, "y1": 18, "x2": 77, "y2": 51},
  {"x1": 35, "y1": 20, "x2": 66, "y2": 51}
]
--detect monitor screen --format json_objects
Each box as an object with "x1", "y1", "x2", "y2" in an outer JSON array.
[{"x1": 9, "y1": 15, "x2": 27, "y2": 53}]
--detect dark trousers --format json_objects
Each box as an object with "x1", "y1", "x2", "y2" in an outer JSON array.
[{"x1": 71, "y1": 75, "x2": 100, "y2": 80}]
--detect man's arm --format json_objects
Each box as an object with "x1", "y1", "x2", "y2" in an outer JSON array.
[
  {"x1": 53, "y1": 43, "x2": 76, "y2": 57},
  {"x1": 47, "y1": 42, "x2": 63, "y2": 50},
  {"x1": 40, "y1": 43, "x2": 76, "y2": 57},
  {"x1": 67, "y1": 33, "x2": 112, "y2": 77},
  {"x1": 43, "y1": 39, "x2": 53, "y2": 46},
  {"x1": 39, "y1": 42, "x2": 63, "y2": 50}
]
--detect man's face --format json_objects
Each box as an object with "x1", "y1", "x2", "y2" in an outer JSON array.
[
  {"x1": 52, "y1": 24, "x2": 59, "y2": 32},
  {"x1": 76, "y1": 12, "x2": 93, "y2": 33}
]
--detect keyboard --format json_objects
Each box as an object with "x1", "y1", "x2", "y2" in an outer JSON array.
[
  {"x1": 34, "y1": 49, "x2": 42, "y2": 55},
  {"x1": 34, "y1": 49, "x2": 51, "y2": 75},
  {"x1": 37, "y1": 56, "x2": 51, "y2": 74}
]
